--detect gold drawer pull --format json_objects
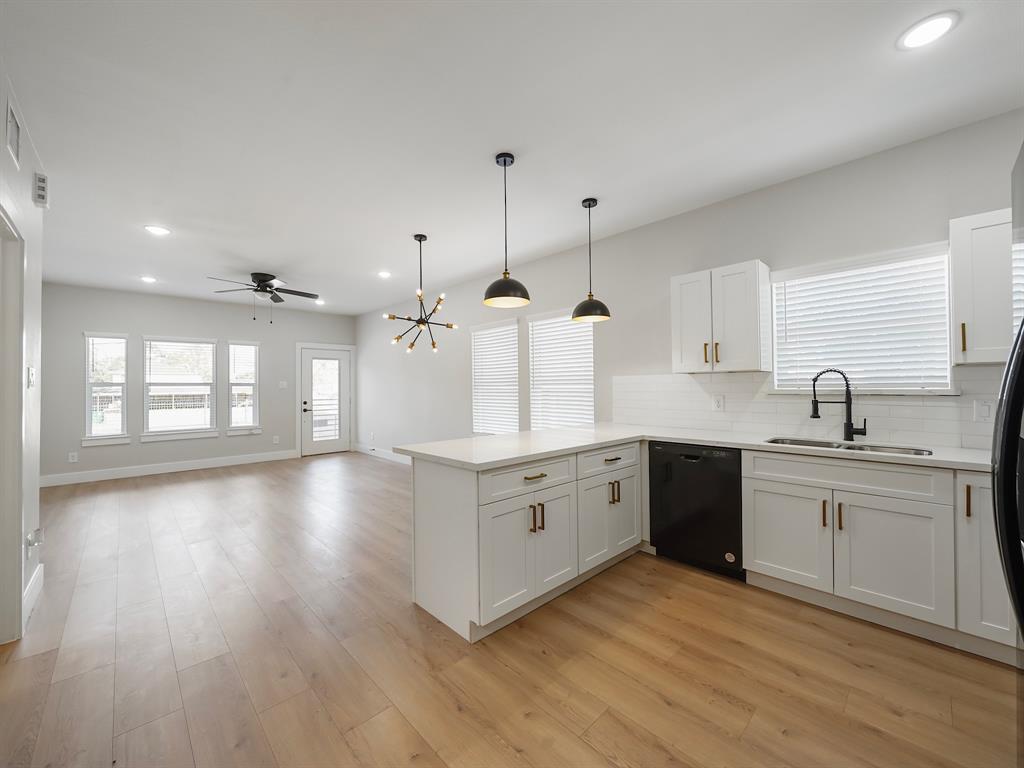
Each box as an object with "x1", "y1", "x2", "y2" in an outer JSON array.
[
  {"x1": 965, "y1": 484, "x2": 972, "y2": 518},
  {"x1": 529, "y1": 504, "x2": 537, "y2": 533},
  {"x1": 524, "y1": 472, "x2": 548, "y2": 481},
  {"x1": 703, "y1": 342, "x2": 709, "y2": 364},
  {"x1": 714, "y1": 341, "x2": 720, "y2": 364},
  {"x1": 603, "y1": 456, "x2": 622, "y2": 463}
]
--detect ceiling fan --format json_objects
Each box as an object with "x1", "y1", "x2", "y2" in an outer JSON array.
[{"x1": 207, "y1": 272, "x2": 319, "y2": 303}]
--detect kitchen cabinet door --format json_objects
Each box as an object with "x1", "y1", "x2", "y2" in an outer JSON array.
[
  {"x1": 609, "y1": 467, "x2": 641, "y2": 554},
  {"x1": 711, "y1": 260, "x2": 771, "y2": 372},
  {"x1": 533, "y1": 483, "x2": 579, "y2": 593},
  {"x1": 742, "y1": 479, "x2": 833, "y2": 593},
  {"x1": 578, "y1": 474, "x2": 614, "y2": 574},
  {"x1": 833, "y1": 491, "x2": 955, "y2": 627},
  {"x1": 951, "y1": 208, "x2": 1013, "y2": 365},
  {"x1": 670, "y1": 270, "x2": 713, "y2": 373},
  {"x1": 479, "y1": 496, "x2": 536, "y2": 625},
  {"x1": 956, "y1": 472, "x2": 1017, "y2": 645}
]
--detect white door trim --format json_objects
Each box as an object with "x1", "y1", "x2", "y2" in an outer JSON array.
[{"x1": 294, "y1": 342, "x2": 356, "y2": 456}]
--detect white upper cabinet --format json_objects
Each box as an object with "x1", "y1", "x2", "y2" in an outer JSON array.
[
  {"x1": 950, "y1": 208, "x2": 1013, "y2": 365},
  {"x1": 671, "y1": 260, "x2": 771, "y2": 373}
]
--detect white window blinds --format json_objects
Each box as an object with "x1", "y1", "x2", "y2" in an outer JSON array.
[
  {"x1": 472, "y1": 322, "x2": 519, "y2": 434},
  {"x1": 529, "y1": 314, "x2": 594, "y2": 429},
  {"x1": 144, "y1": 339, "x2": 216, "y2": 432},
  {"x1": 1012, "y1": 243, "x2": 1024, "y2": 335},
  {"x1": 773, "y1": 252, "x2": 951, "y2": 391},
  {"x1": 85, "y1": 335, "x2": 126, "y2": 437},
  {"x1": 229, "y1": 343, "x2": 259, "y2": 427}
]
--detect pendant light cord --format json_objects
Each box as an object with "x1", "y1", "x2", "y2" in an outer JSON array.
[
  {"x1": 419, "y1": 238, "x2": 423, "y2": 293},
  {"x1": 587, "y1": 204, "x2": 593, "y2": 295},
  {"x1": 503, "y1": 164, "x2": 509, "y2": 273}
]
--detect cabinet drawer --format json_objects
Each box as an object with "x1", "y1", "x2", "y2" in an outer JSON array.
[
  {"x1": 479, "y1": 454, "x2": 577, "y2": 505},
  {"x1": 577, "y1": 442, "x2": 640, "y2": 479},
  {"x1": 742, "y1": 451, "x2": 954, "y2": 505}
]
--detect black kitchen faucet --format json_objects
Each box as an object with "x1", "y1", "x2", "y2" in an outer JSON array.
[{"x1": 810, "y1": 368, "x2": 867, "y2": 442}]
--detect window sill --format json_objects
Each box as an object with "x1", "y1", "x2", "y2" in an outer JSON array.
[
  {"x1": 766, "y1": 387, "x2": 962, "y2": 397},
  {"x1": 226, "y1": 426, "x2": 262, "y2": 436},
  {"x1": 140, "y1": 429, "x2": 219, "y2": 443},
  {"x1": 81, "y1": 435, "x2": 130, "y2": 447}
]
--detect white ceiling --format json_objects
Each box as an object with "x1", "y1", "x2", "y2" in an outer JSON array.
[{"x1": 3, "y1": 1, "x2": 1022, "y2": 315}]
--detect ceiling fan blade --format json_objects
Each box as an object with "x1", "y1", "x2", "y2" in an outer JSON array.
[
  {"x1": 207, "y1": 276, "x2": 255, "y2": 287},
  {"x1": 270, "y1": 291, "x2": 285, "y2": 304},
  {"x1": 275, "y1": 287, "x2": 319, "y2": 300},
  {"x1": 214, "y1": 288, "x2": 254, "y2": 293}
]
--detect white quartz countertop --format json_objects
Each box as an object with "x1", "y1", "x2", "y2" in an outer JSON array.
[{"x1": 393, "y1": 422, "x2": 993, "y2": 473}]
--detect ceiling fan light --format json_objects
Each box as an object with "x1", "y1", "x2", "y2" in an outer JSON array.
[
  {"x1": 254, "y1": 291, "x2": 271, "y2": 301},
  {"x1": 572, "y1": 294, "x2": 611, "y2": 322}
]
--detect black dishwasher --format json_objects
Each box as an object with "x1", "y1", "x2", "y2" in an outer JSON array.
[{"x1": 649, "y1": 442, "x2": 744, "y2": 580}]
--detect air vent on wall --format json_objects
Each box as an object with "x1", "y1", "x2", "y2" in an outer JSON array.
[{"x1": 32, "y1": 172, "x2": 48, "y2": 208}]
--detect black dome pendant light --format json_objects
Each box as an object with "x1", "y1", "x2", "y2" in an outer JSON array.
[
  {"x1": 483, "y1": 152, "x2": 531, "y2": 308},
  {"x1": 572, "y1": 198, "x2": 611, "y2": 322}
]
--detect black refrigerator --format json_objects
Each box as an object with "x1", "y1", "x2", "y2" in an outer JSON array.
[{"x1": 993, "y1": 138, "x2": 1024, "y2": 707}]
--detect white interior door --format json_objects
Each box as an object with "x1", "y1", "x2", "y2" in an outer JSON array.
[{"x1": 300, "y1": 348, "x2": 351, "y2": 456}]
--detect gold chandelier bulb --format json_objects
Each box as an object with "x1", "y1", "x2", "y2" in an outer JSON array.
[
  {"x1": 431, "y1": 341, "x2": 438, "y2": 353},
  {"x1": 391, "y1": 336, "x2": 399, "y2": 344}
]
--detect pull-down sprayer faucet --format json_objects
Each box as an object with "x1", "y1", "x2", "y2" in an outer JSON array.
[{"x1": 810, "y1": 368, "x2": 867, "y2": 442}]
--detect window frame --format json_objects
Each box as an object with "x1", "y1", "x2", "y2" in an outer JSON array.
[
  {"x1": 768, "y1": 242, "x2": 957, "y2": 396},
  {"x1": 227, "y1": 341, "x2": 261, "y2": 433},
  {"x1": 528, "y1": 308, "x2": 596, "y2": 430},
  {"x1": 470, "y1": 318, "x2": 520, "y2": 435},
  {"x1": 141, "y1": 335, "x2": 219, "y2": 441},
  {"x1": 82, "y1": 332, "x2": 129, "y2": 445}
]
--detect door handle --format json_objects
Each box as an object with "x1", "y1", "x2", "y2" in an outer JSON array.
[
  {"x1": 965, "y1": 484, "x2": 972, "y2": 518},
  {"x1": 822, "y1": 499, "x2": 827, "y2": 528},
  {"x1": 837, "y1": 502, "x2": 844, "y2": 531},
  {"x1": 302, "y1": 407, "x2": 312, "y2": 413},
  {"x1": 703, "y1": 342, "x2": 709, "y2": 364},
  {"x1": 714, "y1": 341, "x2": 720, "y2": 364},
  {"x1": 529, "y1": 504, "x2": 537, "y2": 533},
  {"x1": 538, "y1": 502, "x2": 545, "y2": 531}
]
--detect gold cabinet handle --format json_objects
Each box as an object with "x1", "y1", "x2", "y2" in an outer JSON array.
[
  {"x1": 524, "y1": 472, "x2": 548, "y2": 482},
  {"x1": 538, "y1": 502, "x2": 545, "y2": 530},
  {"x1": 961, "y1": 322, "x2": 967, "y2": 353},
  {"x1": 614, "y1": 480, "x2": 621, "y2": 504},
  {"x1": 608, "y1": 481, "x2": 615, "y2": 504},
  {"x1": 965, "y1": 484, "x2": 972, "y2": 518},
  {"x1": 837, "y1": 502, "x2": 844, "y2": 531},
  {"x1": 714, "y1": 341, "x2": 720, "y2": 364},
  {"x1": 703, "y1": 342, "x2": 709, "y2": 364},
  {"x1": 822, "y1": 499, "x2": 828, "y2": 528},
  {"x1": 529, "y1": 504, "x2": 537, "y2": 533},
  {"x1": 603, "y1": 456, "x2": 622, "y2": 463}
]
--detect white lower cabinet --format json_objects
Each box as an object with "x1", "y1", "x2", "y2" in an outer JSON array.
[
  {"x1": 743, "y1": 479, "x2": 833, "y2": 593},
  {"x1": 578, "y1": 466, "x2": 640, "y2": 574},
  {"x1": 479, "y1": 483, "x2": 578, "y2": 625},
  {"x1": 956, "y1": 472, "x2": 1017, "y2": 645},
  {"x1": 833, "y1": 490, "x2": 955, "y2": 628}
]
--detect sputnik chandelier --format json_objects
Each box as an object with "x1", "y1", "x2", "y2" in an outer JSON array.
[{"x1": 382, "y1": 234, "x2": 457, "y2": 353}]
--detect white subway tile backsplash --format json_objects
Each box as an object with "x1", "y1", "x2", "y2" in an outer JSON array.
[{"x1": 612, "y1": 365, "x2": 1004, "y2": 451}]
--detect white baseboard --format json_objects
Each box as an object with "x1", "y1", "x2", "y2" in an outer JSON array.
[
  {"x1": 40, "y1": 449, "x2": 300, "y2": 487},
  {"x1": 354, "y1": 444, "x2": 412, "y2": 466},
  {"x1": 22, "y1": 563, "x2": 43, "y2": 633}
]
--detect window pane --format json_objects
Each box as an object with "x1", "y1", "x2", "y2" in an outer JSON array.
[
  {"x1": 311, "y1": 358, "x2": 339, "y2": 441},
  {"x1": 529, "y1": 315, "x2": 594, "y2": 430},
  {"x1": 147, "y1": 385, "x2": 212, "y2": 431},
  {"x1": 89, "y1": 385, "x2": 123, "y2": 436},
  {"x1": 1013, "y1": 243, "x2": 1024, "y2": 335},
  {"x1": 87, "y1": 337, "x2": 125, "y2": 383},
  {"x1": 773, "y1": 253, "x2": 951, "y2": 390},
  {"x1": 472, "y1": 322, "x2": 519, "y2": 434},
  {"x1": 231, "y1": 384, "x2": 255, "y2": 427},
  {"x1": 229, "y1": 344, "x2": 257, "y2": 383},
  {"x1": 145, "y1": 340, "x2": 214, "y2": 383}
]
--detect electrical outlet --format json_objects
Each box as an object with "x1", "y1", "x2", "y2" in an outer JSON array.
[
  {"x1": 67, "y1": 451, "x2": 78, "y2": 464},
  {"x1": 272, "y1": 435, "x2": 280, "y2": 445},
  {"x1": 711, "y1": 394, "x2": 725, "y2": 412},
  {"x1": 370, "y1": 431, "x2": 375, "y2": 442},
  {"x1": 974, "y1": 399, "x2": 995, "y2": 423}
]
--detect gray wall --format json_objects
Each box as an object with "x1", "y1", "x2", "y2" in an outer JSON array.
[
  {"x1": 356, "y1": 108, "x2": 1024, "y2": 453},
  {"x1": 41, "y1": 283, "x2": 355, "y2": 477}
]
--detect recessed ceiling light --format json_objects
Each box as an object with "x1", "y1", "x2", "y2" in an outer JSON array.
[
  {"x1": 140, "y1": 276, "x2": 157, "y2": 283},
  {"x1": 315, "y1": 299, "x2": 325, "y2": 306},
  {"x1": 144, "y1": 224, "x2": 171, "y2": 236},
  {"x1": 898, "y1": 11, "x2": 959, "y2": 50},
  {"x1": 378, "y1": 271, "x2": 391, "y2": 279}
]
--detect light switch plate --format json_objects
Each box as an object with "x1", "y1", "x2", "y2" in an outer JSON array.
[
  {"x1": 973, "y1": 399, "x2": 995, "y2": 423},
  {"x1": 711, "y1": 394, "x2": 725, "y2": 412},
  {"x1": 26, "y1": 366, "x2": 36, "y2": 388},
  {"x1": 278, "y1": 380, "x2": 288, "y2": 389}
]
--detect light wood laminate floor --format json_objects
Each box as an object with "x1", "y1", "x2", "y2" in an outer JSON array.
[{"x1": 2, "y1": 452, "x2": 1019, "y2": 767}]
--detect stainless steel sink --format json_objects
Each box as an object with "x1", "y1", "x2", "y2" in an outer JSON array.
[
  {"x1": 842, "y1": 444, "x2": 933, "y2": 456},
  {"x1": 765, "y1": 437, "x2": 845, "y2": 449}
]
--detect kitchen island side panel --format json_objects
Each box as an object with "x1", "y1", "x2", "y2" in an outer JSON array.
[{"x1": 412, "y1": 458, "x2": 480, "y2": 640}]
